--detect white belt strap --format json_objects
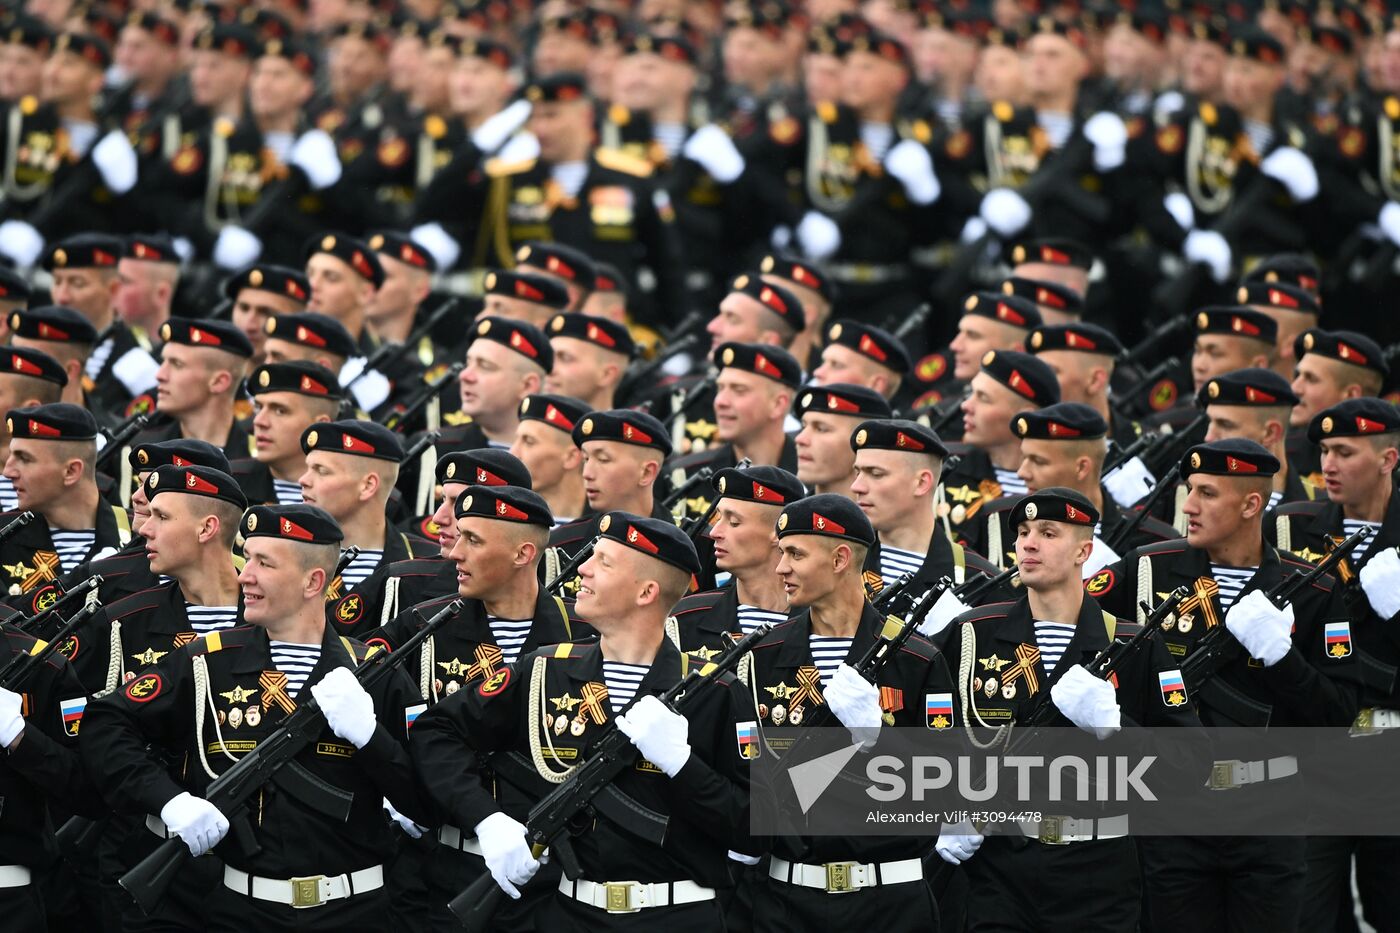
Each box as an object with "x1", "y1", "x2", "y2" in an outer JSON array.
[
  {"x1": 223, "y1": 864, "x2": 384, "y2": 908},
  {"x1": 768, "y1": 855, "x2": 923, "y2": 893},
  {"x1": 1207, "y1": 756, "x2": 1299, "y2": 789},
  {"x1": 558, "y1": 877, "x2": 716, "y2": 913},
  {"x1": 1018, "y1": 814, "x2": 1129, "y2": 845},
  {"x1": 436, "y1": 825, "x2": 483, "y2": 855},
  {"x1": 1353, "y1": 708, "x2": 1400, "y2": 734}
]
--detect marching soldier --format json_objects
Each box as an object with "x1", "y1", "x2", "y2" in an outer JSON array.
[
  {"x1": 1287, "y1": 327, "x2": 1387, "y2": 487},
  {"x1": 810, "y1": 320, "x2": 911, "y2": 405},
  {"x1": 926, "y1": 291, "x2": 1042, "y2": 427},
  {"x1": 1024, "y1": 321, "x2": 1138, "y2": 450},
  {"x1": 233, "y1": 361, "x2": 343, "y2": 507},
  {"x1": 999, "y1": 275, "x2": 1085, "y2": 326},
  {"x1": 303, "y1": 233, "x2": 383, "y2": 350},
  {"x1": 936, "y1": 487, "x2": 1199, "y2": 933},
  {"x1": 1235, "y1": 280, "x2": 1320, "y2": 381},
  {"x1": 114, "y1": 233, "x2": 180, "y2": 356},
  {"x1": 262, "y1": 311, "x2": 357, "y2": 372},
  {"x1": 0, "y1": 346, "x2": 66, "y2": 511},
  {"x1": 1006, "y1": 237, "x2": 1095, "y2": 298},
  {"x1": 1090, "y1": 439, "x2": 1366, "y2": 931},
  {"x1": 109, "y1": 12, "x2": 187, "y2": 233},
  {"x1": 512, "y1": 242, "x2": 598, "y2": 313},
  {"x1": 363, "y1": 231, "x2": 450, "y2": 405},
  {"x1": 368, "y1": 484, "x2": 580, "y2": 929},
  {"x1": 480, "y1": 269, "x2": 571, "y2": 329},
  {"x1": 1158, "y1": 305, "x2": 1278, "y2": 428},
  {"x1": 1200, "y1": 367, "x2": 1315, "y2": 508},
  {"x1": 544, "y1": 313, "x2": 635, "y2": 414},
  {"x1": 750, "y1": 493, "x2": 954, "y2": 932},
  {"x1": 759, "y1": 254, "x2": 837, "y2": 374},
  {"x1": 82, "y1": 503, "x2": 431, "y2": 929},
  {"x1": 225, "y1": 264, "x2": 312, "y2": 365},
  {"x1": 444, "y1": 315, "x2": 553, "y2": 449},
  {"x1": 509, "y1": 396, "x2": 589, "y2": 530},
  {"x1": 794, "y1": 384, "x2": 892, "y2": 499},
  {"x1": 411, "y1": 511, "x2": 756, "y2": 930},
  {"x1": 297, "y1": 420, "x2": 433, "y2": 639}
]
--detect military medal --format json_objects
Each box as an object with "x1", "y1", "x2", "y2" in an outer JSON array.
[
  {"x1": 789, "y1": 705, "x2": 803, "y2": 725},
  {"x1": 1002, "y1": 684, "x2": 1017, "y2": 700},
  {"x1": 984, "y1": 677, "x2": 998, "y2": 698},
  {"x1": 570, "y1": 716, "x2": 586, "y2": 736},
  {"x1": 1177, "y1": 614, "x2": 1193, "y2": 633},
  {"x1": 771, "y1": 704, "x2": 785, "y2": 725},
  {"x1": 228, "y1": 707, "x2": 242, "y2": 729},
  {"x1": 554, "y1": 714, "x2": 567, "y2": 736}
]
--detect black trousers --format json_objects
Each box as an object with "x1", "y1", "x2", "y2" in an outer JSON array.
[
  {"x1": 753, "y1": 872, "x2": 940, "y2": 933},
  {"x1": 1301, "y1": 835, "x2": 1400, "y2": 933},
  {"x1": 414, "y1": 834, "x2": 558, "y2": 932},
  {"x1": 1138, "y1": 835, "x2": 1306, "y2": 933},
  {"x1": 962, "y1": 835, "x2": 1140, "y2": 933},
  {"x1": 541, "y1": 893, "x2": 725, "y2": 932},
  {"x1": 207, "y1": 884, "x2": 393, "y2": 932},
  {"x1": 0, "y1": 883, "x2": 45, "y2": 933}
]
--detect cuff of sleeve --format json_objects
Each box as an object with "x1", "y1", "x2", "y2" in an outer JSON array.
[
  {"x1": 666, "y1": 750, "x2": 716, "y2": 796},
  {"x1": 1262, "y1": 645, "x2": 1309, "y2": 684},
  {"x1": 359, "y1": 724, "x2": 399, "y2": 762}
]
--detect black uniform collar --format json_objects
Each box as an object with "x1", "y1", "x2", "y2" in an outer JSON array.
[{"x1": 984, "y1": 592, "x2": 1112, "y2": 686}]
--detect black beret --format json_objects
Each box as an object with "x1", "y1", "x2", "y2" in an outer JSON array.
[
  {"x1": 193, "y1": 23, "x2": 257, "y2": 58},
  {"x1": 485, "y1": 270, "x2": 570, "y2": 309},
  {"x1": 242, "y1": 504, "x2": 342, "y2": 544},
  {"x1": 224, "y1": 264, "x2": 311, "y2": 304},
  {"x1": 1308, "y1": 399, "x2": 1400, "y2": 443},
  {"x1": 1235, "y1": 281, "x2": 1320, "y2": 317},
  {"x1": 240, "y1": 7, "x2": 292, "y2": 41},
  {"x1": 0, "y1": 265, "x2": 30, "y2": 302},
  {"x1": 980, "y1": 349, "x2": 1061, "y2": 408},
  {"x1": 1001, "y1": 276, "x2": 1084, "y2": 315},
  {"x1": 367, "y1": 231, "x2": 436, "y2": 273},
  {"x1": 304, "y1": 233, "x2": 385, "y2": 288},
  {"x1": 572, "y1": 409, "x2": 672, "y2": 456},
  {"x1": 436, "y1": 449, "x2": 532, "y2": 488},
  {"x1": 514, "y1": 241, "x2": 597, "y2": 287},
  {"x1": 846, "y1": 30, "x2": 911, "y2": 70},
  {"x1": 623, "y1": 32, "x2": 697, "y2": 65},
  {"x1": 125, "y1": 233, "x2": 180, "y2": 263},
  {"x1": 547, "y1": 313, "x2": 635, "y2": 358},
  {"x1": 129, "y1": 438, "x2": 229, "y2": 473},
  {"x1": 264, "y1": 312, "x2": 356, "y2": 358},
  {"x1": 590, "y1": 263, "x2": 628, "y2": 297},
  {"x1": 597, "y1": 511, "x2": 700, "y2": 575},
  {"x1": 794, "y1": 383, "x2": 892, "y2": 419},
  {"x1": 159, "y1": 317, "x2": 255, "y2": 358},
  {"x1": 53, "y1": 32, "x2": 110, "y2": 69},
  {"x1": 1199, "y1": 367, "x2": 1299, "y2": 407},
  {"x1": 1194, "y1": 307, "x2": 1278, "y2": 343},
  {"x1": 1244, "y1": 253, "x2": 1320, "y2": 295},
  {"x1": 0, "y1": 344, "x2": 64, "y2": 390},
  {"x1": 257, "y1": 36, "x2": 316, "y2": 75},
  {"x1": 1184, "y1": 16, "x2": 1229, "y2": 45},
  {"x1": 301, "y1": 420, "x2": 404, "y2": 462},
  {"x1": 823, "y1": 319, "x2": 911, "y2": 374},
  {"x1": 1010, "y1": 486, "x2": 1099, "y2": 528},
  {"x1": 760, "y1": 252, "x2": 836, "y2": 302},
  {"x1": 961, "y1": 291, "x2": 1043, "y2": 330},
  {"x1": 124, "y1": 12, "x2": 179, "y2": 44},
  {"x1": 43, "y1": 234, "x2": 122, "y2": 271},
  {"x1": 1182, "y1": 439, "x2": 1280, "y2": 478},
  {"x1": 713, "y1": 341, "x2": 802, "y2": 388},
  {"x1": 1011, "y1": 402, "x2": 1107, "y2": 440},
  {"x1": 851, "y1": 418, "x2": 950, "y2": 457},
  {"x1": 459, "y1": 36, "x2": 515, "y2": 69},
  {"x1": 518, "y1": 393, "x2": 591, "y2": 435},
  {"x1": 248, "y1": 361, "x2": 343, "y2": 400},
  {"x1": 453, "y1": 484, "x2": 552, "y2": 527},
  {"x1": 1230, "y1": 26, "x2": 1284, "y2": 64},
  {"x1": 1303, "y1": 24, "x2": 1353, "y2": 54},
  {"x1": 7, "y1": 403, "x2": 96, "y2": 441},
  {"x1": 1028, "y1": 14, "x2": 1089, "y2": 49},
  {"x1": 5, "y1": 16, "x2": 55, "y2": 52},
  {"x1": 713, "y1": 465, "x2": 805, "y2": 506},
  {"x1": 1008, "y1": 238, "x2": 1096, "y2": 271},
  {"x1": 776, "y1": 493, "x2": 876, "y2": 546},
  {"x1": 145, "y1": 464, "x2": 248, "y2": 509},
  {"x1": 8, "y1": 307, "x2": 95, "y2": 344},
  {"x1": 470, "y1": 316, "x2": 553, "y2": 372},
  {"x1": 1294, "y1": 328, "x2": 1387, "y2": 375},
  {"x1": 523, "y1": 71, "x2": 588, "y2": 103},
  {"x1": 1027, "y1": 322, "x2": 1123, "y2": 357},
  {"x1": 726, "y1": 273, "x2": 805, "y2": 333}
]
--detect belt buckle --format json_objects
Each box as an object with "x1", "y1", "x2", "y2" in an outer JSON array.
[
  {"x1": 1038, "y1": 816, "x2": 1065, "y2": 845},
  {"x1": 1209, "y1": 761, "x2": 1239, "y2": 790},
  {"x1": 604, "y1": 881, "x2": 638, "y2": 913},
  {"x1": 290, "y1": 874, "x2": 326, "y2": 909},
  {"x1": 824, "y1": 862, "x2": 857, "y2": 893},
  {"x1": 1352, "y1": 708, "x2": 1377, "y2": 736}
]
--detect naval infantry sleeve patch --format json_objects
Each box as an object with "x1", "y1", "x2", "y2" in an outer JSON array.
[
  {"x1": 478, "y1": 668, "x2": 511, "y2": 697},
  {"x1": 1085, "y1": 568, "x2": 1115, "y2": 595}
]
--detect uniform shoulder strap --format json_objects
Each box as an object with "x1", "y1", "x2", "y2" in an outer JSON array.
[
  {"x1": 1101, "y1": 610, "x2": 1117, "y2": 643},
  {"x1": 111, "y1": 504, "x2": 131, "y2": 546}
]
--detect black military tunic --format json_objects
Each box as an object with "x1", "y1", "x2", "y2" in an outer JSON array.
[
  {"x1": 323, "y1": 529, "x2": 436, "y2": 640},
  {"x1": 228, "y1": 457, "x2": 294, "y2": 508},
  {"x1": 862, "y1": 526, "x2": 1000, "y2": 604},
  {"x1": 936, "y1": 445, "x2": 1013, "y2": 546},
  {"x1": 372, "y1": 555, "x2": 456, "y2": 625},
  {"x1": 129, "y1": 415, "x2": 255, "y2": 468},
  {"x1": 665, "y1": 437, "x2": 799, "y2": 523},
  {"x1": 338, "y1": 109, "x2": 465, "y2": 232},
  {"x1": 55, "y1": 538, "x2": 159, "y2": 619},
  {"x1": 86, "y1": 321, "x2": 161, "y2": 429},
  {"x1": 669, "y1": 586, "x2": 791, "y2": 658},
  {"x1": 0, "y1": 95, "x2": 127, "y2": 236},
  {"x1": 0, "y1": 503, "x2": 130, "y2": 609}
]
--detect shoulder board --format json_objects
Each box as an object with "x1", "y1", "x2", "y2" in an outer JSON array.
[
  {"x1": 389, "y1": 556, "x2": 449, "y2": 576},
  {"x1": 1274, "y1": 499, "x2": 1326, "y2": 518},
  {"x1": 341, "y1": 635, "x2": 375, "y2": 662},
  {"x1": 897, "y1": 632, "x2": 940, "y2": 661},
  {"x1": 966, "y1": 601, "x2": 1017, "y2": 624},
  {"x1": 1112, "y1": 618, "x2": 1144, "y2": 639},
  {"x1": 594, "y1": 147, "x2": 653, "y2": 177},
  {"x1": 485, "y1": 156, "x2": 538, "y2": 177},
  {"x1": 1140, "y1": 540, "x2": 1188, "y2": 556},
  {"x1": 673, "y1": 589, "x2": 729, "y2": 615},
  {"x1": 106, "y1": 583, "x2": 174, "y2": 619},
  {"x1": 193, "y1": 625, "x2": 256, "y2": 655},
  {"x1": 549, "y1": 641, "x2": 591, "y2": 660}
]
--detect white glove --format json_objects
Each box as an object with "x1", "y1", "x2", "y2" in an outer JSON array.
[
  {"x1": 473, "y1": 811, "x2": 539, "y2": 899},
  {"x1": 0, "y1": 688, "x2": 22, "y2": 746},
  {"x1": 960, "y1": 215, "x2": 989, "y2": 244},
  {"x1": 1102, "y1": 456, "x2": 1155, "y2": 507},
  {"x1": 213, "y1": 225, "x2": 263, "y2": 270},
  {"x1": 310, "y1": 666, "x2": 377, "y2": 749},
  {"x1": 1154, "y1": 91, "x2": 1186, "y2": 119},
  {"x1": 795, "y1": 211, "x2": 840, "y2": 260},
  {"x1": 1184, "y1": 229, "x2": 1232, "y2": 283},
  {"x1": 615, "y1": 694, "x2": 691, "y2": 776},
  {"x1": 383, "y1": 797, "x2": 426, "y2": 839},
  {"x1": 935, "y1": 821, "x2": 984, "y2": 864},
  {"x1": 92, "y1": 129, "x2": 138, "y2": 194},
  {"x1": 1224, "y1": 590, "x2": 1294, "y2": 667},
  {"x1": 0, "y1": 220, "x2": 44, "y2": 268},
  {"x1": 348, "y1": 366, "x2": 392, "y2": 413},
  {"x1": 1164, "y1": 191, "x2": 1195, "y2": 230},
  {"x1": 1050, "y1": 664, "x2": 1121, "y2": 739},
  {"x1": 1083, "y1": 112, "x2": 1128, "y2": 171},
  {"x1": 1260, "y1": 146, "x2": 1319, "y2": 202},
  {"x1": 409, "y1": 222, "x2": 460, "y2": 271},
  {"x1": 1083, "y1": 538, "x2": 1120, "y2": 579},
  {"x1": 883, "y1": 139, "x2": 941, "y2": 205},
  {"x1": 495, "y1": 132, "x2": 540, "y2": 165},
  {"x1": 289, "y1": 129, "x2": 342, "y2": 190},
  {"x1": 918, "y1": 587, "x2": 970, "y2": 637},
  {"x1": 823, "y1": 663, "x2": 883, "y2": 748},
  {"x1": 171, "y1": 236, "x2": 194, "y2": 264},
  {"x1": 979, "y1": 188, "x2": 1032, "y2": 237},
  {"x1": 471, "y1": 99, "x2": 532, "y2": 153},
  {"x1": 1378, "y1": 202, "x2": 1400, "y2": 249},
  {"x1": 1360, "y1": 548, "x2": 1400, "y2": 619},
  {"x1": 683, "y1": 123, "x2": 746, "y2": 184},
  {"x1": 160, "y1": 791, "x2": 230, "y2": 857}
]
